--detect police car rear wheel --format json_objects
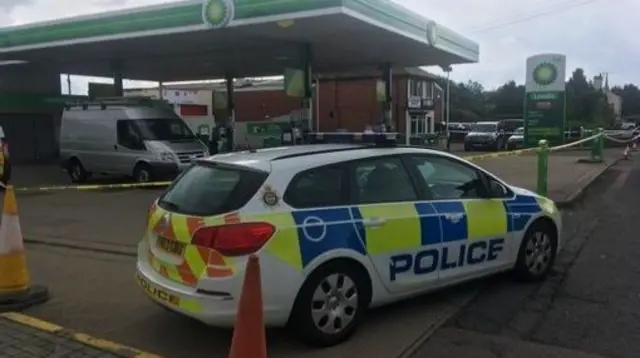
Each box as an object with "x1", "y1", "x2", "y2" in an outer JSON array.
[
  {"x1": 514, "y1": 221, "x2": 557, "y2": 281},
  {"x1": 289, "y1": 262, "x2": 370, "y2": 347}
]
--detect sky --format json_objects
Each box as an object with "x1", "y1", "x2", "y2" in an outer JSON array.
[{"x1": 1, "y1": 0, "x2": 637, "y2": 94}]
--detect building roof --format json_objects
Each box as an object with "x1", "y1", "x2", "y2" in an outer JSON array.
[{"x1": 0, "y1": 1, "x2": 478, "y2": 82}]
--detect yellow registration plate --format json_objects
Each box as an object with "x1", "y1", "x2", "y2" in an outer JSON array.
[
  {"x1": 136, "y1": 272, "x2": 180, "y2": 306},
  {"x1": 157, "y1": 236, "x2": 185, "y2": 255}
]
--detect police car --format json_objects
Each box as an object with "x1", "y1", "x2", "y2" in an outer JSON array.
[{"x1": 135, "y1": 132, "x2": 562, "y2": 347}]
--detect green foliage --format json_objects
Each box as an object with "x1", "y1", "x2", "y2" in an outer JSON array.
[
  {"x1": 611, "y1": 84, "x2": 640, "y2": 119},
  {"x1": 443, "y1": 67, "x2": 627, "y2": 127}
]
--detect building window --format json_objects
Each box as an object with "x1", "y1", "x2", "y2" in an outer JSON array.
[{"x1": 409, "y1": 79, "x2": 424, "y2": 97}]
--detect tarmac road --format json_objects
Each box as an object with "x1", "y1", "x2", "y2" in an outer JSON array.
[{"x1": 414, "y1": 158, "x2": 640, "y2": 358}]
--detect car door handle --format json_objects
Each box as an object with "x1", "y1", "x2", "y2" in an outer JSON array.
[{"x1": 363, "y1": 217, "x2": 386, "y2": 227}]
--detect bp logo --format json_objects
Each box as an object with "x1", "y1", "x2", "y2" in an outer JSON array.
[
  {"x1": 532, "y1": 62, "x2": 558, "y2": 86},
  {"x1": 202, "y1": 0, "x2": 235, "y2": 29}
]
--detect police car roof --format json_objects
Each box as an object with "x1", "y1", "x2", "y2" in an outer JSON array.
[{"x1": 202, "y1": 144, "x2": 450, "y2": 172}]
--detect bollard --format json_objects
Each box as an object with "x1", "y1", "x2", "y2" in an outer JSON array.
[
  {"x1": 536, "y1": 140, "x2": 549, "y2": 197},
  {"x1": 597, "y1": 127, "x2": 604, "y2": 157},
  {"x1": 589, "y1": 128, "x2": 604, "y2": 162},
  {"x1": 579, "y1": 126, "x2": 585, "y2": 149}
]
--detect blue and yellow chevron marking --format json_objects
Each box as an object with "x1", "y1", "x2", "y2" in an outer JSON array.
[
  {"x1": 431, "y1": 201, "x2": 468, "y2": 242},
  {"x1": 264, "y1": 195, "x2": 544, "y2": 270},
  {"x1": 414, "y1": 202, "x2": 443, "y2": 246},
  {"x1": 359, "y1": 203, "x2": 421, "y2": 255},
  {"x1": 291, "y1": 208, "x2": 366, "y2": 267},
  {"x1": 504, "y1": 195, "x2": 542, "y2": 232}
]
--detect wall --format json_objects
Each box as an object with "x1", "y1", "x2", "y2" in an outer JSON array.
[
  {"x1": 0, "y1": 65, "x2": 61, "y2": 164},
  {"x1": 0, "y1": 65, "x2": 60, "y2": 94},
  {"x1": 213, "y1": 88, "x2": 301, "y2": 123},
  {"x1": 605, "y1": 91, "x2": 622, "y2": 121},
  {"x1": 124, "y1": 87, "x2": 215, "y2": 133}
]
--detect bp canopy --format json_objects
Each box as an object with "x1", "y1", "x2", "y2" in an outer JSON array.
[{"x1": 0, "y1": 0, "x2": 479, "y2": 82}]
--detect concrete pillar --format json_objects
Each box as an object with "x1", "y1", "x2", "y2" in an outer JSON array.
[
  {"x1": 382, "y1": 63, "x2": 393, "y2": 131},
  {"x1": 302, "y1": 44, "x2": 313, "y2": 130},
  {"x1": 111, "y1": 60, "x2": 124, "y2": 96},
  {"x1": 225, "y1": 74, "x2": 235, "y2": 149}
]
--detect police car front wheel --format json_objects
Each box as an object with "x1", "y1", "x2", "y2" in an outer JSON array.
[
  {"x1": 288, "y1": 261, "x2": 371, "y2": 347},
  {"x1": 514, "y1": 220, "x2": 557, "y2": 282}
]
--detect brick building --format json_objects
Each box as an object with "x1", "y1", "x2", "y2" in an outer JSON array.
[
  {"x1": 125, "y1": 67, "x2": 445, "y2": 138},
  {"x1": 213, "y1": 67, "x2": 444, "y2": 135}
]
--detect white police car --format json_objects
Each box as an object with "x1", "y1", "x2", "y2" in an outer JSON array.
[{"x1": 135, "y1": 132, "x2": 562, "y2": 347}]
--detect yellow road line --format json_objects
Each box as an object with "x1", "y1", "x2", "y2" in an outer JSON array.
[
  {"x1": 0, "y1": 312, "x2": 164, "y2": 358},
  {"x1": 0, "y1": 312, "x2": 63, "y2": 333}
]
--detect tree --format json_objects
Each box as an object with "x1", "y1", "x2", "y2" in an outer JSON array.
[
  {"x1": 612, "y1": 84, "x2": 640, "y2": 118},
  {"x1": 433, "y1": 77, "x2": 487, "y2": 122},
  {"x1": 565, "y1": 68, "x2": 612, "y2": 127},
  {"x1": 486, "y1": 80, "x2": 525, "y2": 118}
]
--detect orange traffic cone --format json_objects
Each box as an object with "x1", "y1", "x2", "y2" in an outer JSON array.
[
  {"x1": 0, "y1": 185, "x2": 48, "y2": 311},
  {"x1": 228, "y1": 255, "x2": 267, "y2": 358}
]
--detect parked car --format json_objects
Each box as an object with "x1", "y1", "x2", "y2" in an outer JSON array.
[
  {"x1": 136, "y1": 132, "x2": 562, "y2": 346},
  {"x1": 506, "y1": 127, "x2": 525, "y2": 150},
  {"x1": 464, "y1": 119, "x2": 524, "y2": 151}
]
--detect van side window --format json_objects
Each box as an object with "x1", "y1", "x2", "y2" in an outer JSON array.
[{"x1": 117, "y1": 120, "x2": 142, "y2": 149}]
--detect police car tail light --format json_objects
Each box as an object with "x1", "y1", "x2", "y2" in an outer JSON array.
[{"x1": 191, "y1": 222, "x2": 275, "y2": 257}]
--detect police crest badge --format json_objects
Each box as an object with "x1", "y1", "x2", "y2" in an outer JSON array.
[{"x1": 261, "y1": 185, "x2": 280, "y2": 207}]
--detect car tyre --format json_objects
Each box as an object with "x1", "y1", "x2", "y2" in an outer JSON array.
[
  {"x1": 288, "y1": 261, "x2": 371, "y2": 347},
  {"x1": 133, "y1": 163, "x2": 154, "y2": 183},
  {"x1": 67, "y1": 158, "x2": 89, "y2": 183},
  {"x1": 513, "y1": 220, "x2": 558, "y2": 282}
]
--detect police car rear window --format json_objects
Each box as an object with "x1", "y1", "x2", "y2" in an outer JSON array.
[{"x1": 158, "y1": 163, "x2": 267, "y2": 216}]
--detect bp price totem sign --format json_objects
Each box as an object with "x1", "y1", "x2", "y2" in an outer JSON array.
[{"x1": 524, "y1": 54, "x2": 567, "y2": 146}]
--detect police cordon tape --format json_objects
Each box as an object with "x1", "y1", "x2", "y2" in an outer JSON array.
[
  {"x1": 3, "y1": 180, "x2": 173, "y2": 193},
  {"x1": 464, "y1": 132, "x2": 602, "y2": 162},
  {"x1": 5, "y1": 132, "x2": 608, "y2": 193},
  {"x1": 603, "y1": 133, "x2": 640, "y2": 144}
]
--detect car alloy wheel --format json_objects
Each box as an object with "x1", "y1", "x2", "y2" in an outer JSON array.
[{"x1": 310, "y1": 273, "x2": 359, "y2": 335}]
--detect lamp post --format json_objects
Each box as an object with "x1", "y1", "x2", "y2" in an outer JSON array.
[{"x1": 441, "y1": 65, "x2": 452, "y2": 150}]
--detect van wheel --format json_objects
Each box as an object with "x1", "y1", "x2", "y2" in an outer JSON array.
[
  {"x1": 68, "y1": 159, "x2": 89, "y2": 183},
  {"x1": 133, "y1": 163, "x2": 153, "y2": 183},
  {"x1": 288, "y1": 261, "x2": 371, "y2": 347},
  {"x1": 514, "y1": 220, "x2": 558, "y2": 282}
]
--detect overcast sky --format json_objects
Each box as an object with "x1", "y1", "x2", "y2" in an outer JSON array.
[{"x1": 1, "y1": 0, "x2": 636, "y2": 94}]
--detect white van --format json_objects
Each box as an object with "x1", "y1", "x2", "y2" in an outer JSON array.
[{"x1": 59, "y1": 97, "x2": 209, "y2": 183}]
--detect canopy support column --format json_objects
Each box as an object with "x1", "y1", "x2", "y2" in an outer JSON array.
[
  {"x1": 225, "y1": 74, "x2": 235, "y2": 151},
  {"x1": 111, "y1": 60, "x2": 124, "y2": 96},
  {"x1": 381, "y1": 63, "x2": 393, "y2": 131},
  {"x1": 302, "y1": 43, "x2": 313, "y2": 130}
]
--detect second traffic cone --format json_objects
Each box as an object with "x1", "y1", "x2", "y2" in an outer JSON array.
[
  {"x1": 0, "y1": 185, "x2": 49, "y2": 311},
  {"x1": 228, "y1": 255, "x2": 267, "y2": 358},
  {"x1": 623, "y1": 145, "x2": 631, "y2": 160},
  {"x1": 633, "y1": 141, "x2": 638, "y2": 151}
]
